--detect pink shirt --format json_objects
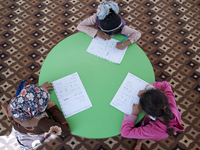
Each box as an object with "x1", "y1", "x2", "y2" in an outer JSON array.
[
  {"x1": 77, "y1": 14, "x2": 141, "y2": 43},
  {"x1": 121, "y1": 81, "x2": 185, "y2": 141}
]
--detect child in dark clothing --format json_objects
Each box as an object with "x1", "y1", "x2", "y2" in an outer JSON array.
[{"x1": 1, "y1": 80, "x2": 70, "y2": 149}]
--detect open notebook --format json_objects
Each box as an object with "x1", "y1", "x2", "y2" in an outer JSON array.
[{"x1": 86, "y1": 36, "x2": 127, "y2": 64}]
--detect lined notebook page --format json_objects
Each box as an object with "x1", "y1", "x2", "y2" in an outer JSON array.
[{"x1": 86, "y1": 36, "x2": 127, "y2": 64}]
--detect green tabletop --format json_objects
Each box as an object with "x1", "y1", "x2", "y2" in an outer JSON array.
[{"x1": 39, "y1": 32, "x2": 155, "y2": 139}]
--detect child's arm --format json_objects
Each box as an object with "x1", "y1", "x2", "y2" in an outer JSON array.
[
  {"x1": 121, "y1": 104, "x2": 154, "y2": 139},
  {"x1": 77, "y1": 14, "x2": 110, "y2": 40},
  {"x1": 121, "y1": 115, "x2": 169, "y2": 141},
  {"x1": 77, "y1": 14, "x2": 99, "y2": 38},
  {"x1": 152, "y1": 81, "x2": 177, "y2": 107},
  {"x1": 116, "y1": 26, "x2": 141, "y2": 50},
  {"x1": 121, "y1": 114, "x2": 154, "y2": 139},
  {"x1": 122, "y1": 26, "x2": 141, "y2": 43},
  {"x1": 38, "y1": 104, "x2": 70, "y2": 136}
]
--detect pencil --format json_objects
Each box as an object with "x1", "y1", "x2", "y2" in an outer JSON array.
[{"x1": 118, "y1": 34, "x2": 129, "y2": 45}]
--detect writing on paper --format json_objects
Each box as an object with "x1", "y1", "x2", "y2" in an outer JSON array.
[{"x1": 53, "y1": 72, "x2": 92, "y2": 118}]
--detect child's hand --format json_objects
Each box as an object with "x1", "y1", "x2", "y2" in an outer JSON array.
[
  {"x1": 96, "y1": 30, "x2": 111, "y2": 40},
  {"x1": 131, "y1": 104, "x2": 141, "y2": 116},
  {"x1": 41, "y1": 82, "x2": 54, "y2": 91},
  {"x1": 47, "y1": 101, "x2": 55, "y2": 110},
  {"x1": 116, "y1": 42, "x2": 126, "y2": 50},
  {"x1": 137, "y1": 90, "x2": 146, "y2": 98},
  {"x1": 116, "y1": 40, "x2": 132, "y2": 50}
]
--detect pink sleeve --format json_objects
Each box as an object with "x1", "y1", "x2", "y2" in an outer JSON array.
[
  {"x1": 121, "y1": 114, "x2": 154, "y2": 139},
  {"x1": 77, "y1": 14, "x2": 98, "y2": 38},
  {"x1": 121, "y1": 25, "x2": 141, "y2": 43},
  {"x1": 152, "y1": 81, "x2": 176, "y2": 106}
]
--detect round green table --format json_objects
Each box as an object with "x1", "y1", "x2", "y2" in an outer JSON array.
[{"x1": 39, "y1": 32, "x2": 155, "y2": 139}]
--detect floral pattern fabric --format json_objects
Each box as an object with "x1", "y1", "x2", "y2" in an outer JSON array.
[
  {"x1": 8, "y1": 81, "x2": 70, "y2": 150},
  {"x1": 48, "y1": 126, "x2": 62, "y2": 136},
  {"x1": 10, "y1": 84, "x2": 50, "y2": 120}
]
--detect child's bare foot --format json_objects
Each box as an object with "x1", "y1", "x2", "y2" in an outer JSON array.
[
  {"x1": 1, "y1": 102, "x2": 9, "y2": 120},
  {"x1": 134, "y1": 139, "x2": 146, "y2": 150}
]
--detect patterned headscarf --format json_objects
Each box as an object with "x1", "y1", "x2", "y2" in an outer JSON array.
[
  {"x1": 97, "y1": 1, "x2": 119, "y2": 20},
  {"x1": 10, "y1": 84, "x2": 50, "y2": 120}
]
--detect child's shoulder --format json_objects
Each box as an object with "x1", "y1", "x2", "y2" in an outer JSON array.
[
  {"x1": 91, "y1": 13, "x2": 97, "y2": 18},
  {"x1": 89, "y1": 13, "x2": 98, "y2": 22}
]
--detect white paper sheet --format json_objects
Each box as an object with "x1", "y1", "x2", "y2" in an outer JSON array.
[
  {"x1": 86, "y1": 36, "x2": 127, "y2": 64},
  {"x1": 52, "y1": 72, "x2": 92, "y2": 118},
  {"x1": 110, "y1": 73, "x2": 149, "y2": 115}
]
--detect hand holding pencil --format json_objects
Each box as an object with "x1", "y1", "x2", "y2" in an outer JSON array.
[{"x1": 115, "y1": 34, "x2": 131, "y2": 50}]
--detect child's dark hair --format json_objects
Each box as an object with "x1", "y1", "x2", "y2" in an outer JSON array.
[
  {"x1": 139, "y1": 89, "x2": 175, "y2": 136},
  {"x1": 99, "y1": 9, "x2": 122, "y2": 36}
]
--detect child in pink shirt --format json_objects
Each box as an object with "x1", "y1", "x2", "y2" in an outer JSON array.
[
  {"x1": 121, "y1": 81, "x2": 184, "y2": 150},
  {"x1": 77, "y1": 1, "x2": 141, "y2": 50}
]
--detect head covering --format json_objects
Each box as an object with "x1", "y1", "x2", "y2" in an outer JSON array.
[
  {"x1": 10, "y1": 84, "x2": 50, "y2": 120},
  {"x1": 97, "y1": 1, "x2": 119, "y2": 20}
]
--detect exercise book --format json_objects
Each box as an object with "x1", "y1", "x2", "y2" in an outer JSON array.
[
  {"x1": 52, "y1": 72, "x2": 92, "y2": 118},
  {"x1": 86, "y1": 36, "x2": 127, "y2": 64},
  {"x1": 110, "y1": 73, "x2": 149, "y2": 115}
]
